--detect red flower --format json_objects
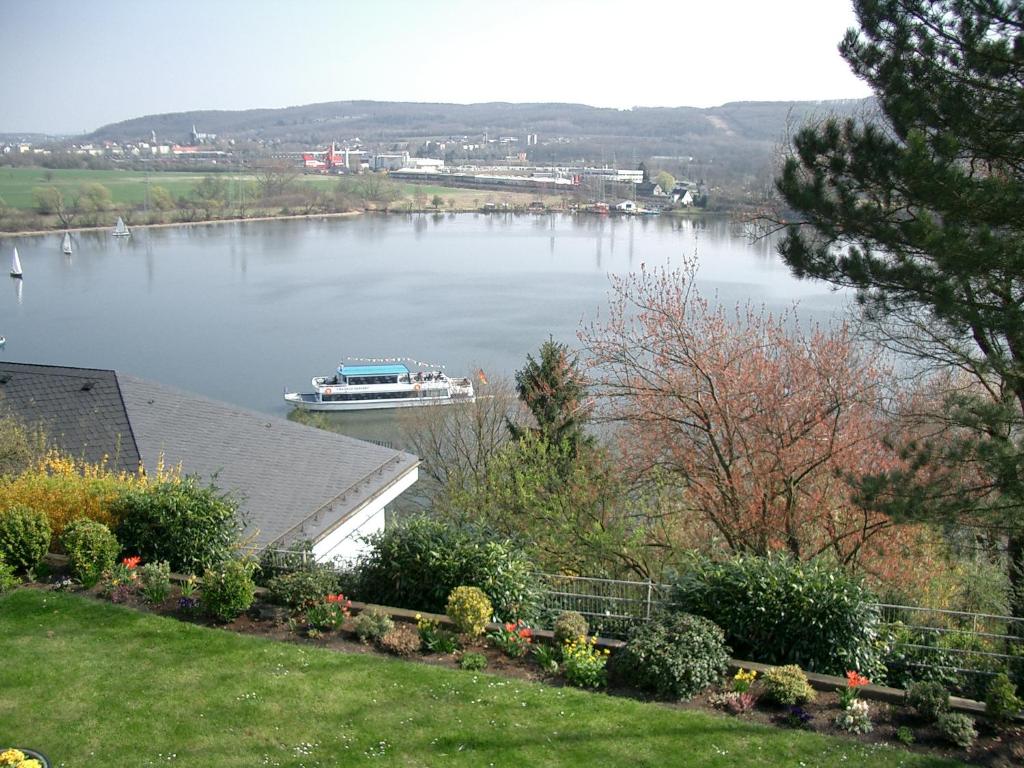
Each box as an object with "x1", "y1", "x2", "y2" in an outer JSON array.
[
  {"x1": 845, "y1": 670, "x2": 870, "y2": 688},
  {"x1": 504, "y1": 622, "x2": 516, "y2": 633},
  {"x1": 325, "y1": 593, "x2": 350, "y2": 605},
  {"x1": 122, "y1": 556, "x2": 141, "y2": 569}
]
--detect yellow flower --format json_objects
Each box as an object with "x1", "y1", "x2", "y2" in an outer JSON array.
[
  {"x1": 0, "y1": 750, "x2": 26, "y2": 766},
  {"x1": 22, "y1": 760, "x2": 43, "y2": 768}
]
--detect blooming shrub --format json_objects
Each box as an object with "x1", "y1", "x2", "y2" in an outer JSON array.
[
  {"x1": 0, "y1": 505, "x2": 50, "y2": 573},
  {"x1": 446, "y1": 586, "x2": 493, "y2": 637},
  {"x1": 0, "y1": 450, "x2": 155, "y2": 535},
  {"x1": 62, "y1": 518, "x2": 120, "y2": 588},
  {"x1": 936, "y1": 711, "x2": 977, "y2": 748},
  {"x1": 305, "y1": 594, "x2": 351, "y2": 632},
  {"x1": 905, "y1": 680, "x2": 950, "y2": 722},
  {"x1": 553, "y1": 611, "x2": 589, "y2": 646},
  {"x1": 351, "y1": 516, "x2": 540, "y2": 621},
  {"x1": 267, "y1": 568, "x2": 343, "y2": 610},
  {"x1": 562, "y1": 635, "x2": 609, "y2": 689},
  {"x1": 138, "y1": 560, "x2": 172, "y2": 604},
  {"x1": 489, "y1": 620, "x2": 533, "y2": 658},
  {"x1": 834, "y1": 698, "x2": 873, "y2": 734},
  {"x1": 672, "y1": 554, "x2": 884, "y2": 678},
  {"x1": 709, "y1": 690, "x2": 756, "y2": 715},
  {"x1": 985, "y1": 673, "x2": 1023, "y2": 726},
  {"x1": 838, "y1": 670, "x2": 870, "y2": 709},
  {"x1": 460, "y1": 651, "x2": 487, "y2": 671},
  {"x1": 113, "y1": 478, "x2": 240, "y2": 574},
  {"x1": 0, "y1": 748, "x2": 44, "y2": 768},
  {"x1": 100, "y1": 556, "x2": 141, "y2": 602},
  {"x1": 785, "y1": 706, "x2": 813, "y2": 729},
  {"x1": 732, "y1": 668, "x2": 758, "y2": 693},
  {"x1": 761, "y1": 665, "x2": 816, "y2": 706},
  {"x1": 612, "y1": 613, "x2": 729, "y2": 700},
  {"x1": 353, "y1": 607, "x2": 394, "y2": 643},
  {"x1": 379, "y1": 623, "x2": 422, "y2": 656},
  {"x1": 178, "y1": 574, "x2": 200, "y2": 612},
  {"x1": 202, "y1": 559, "x2": 256, "y2": 622}
]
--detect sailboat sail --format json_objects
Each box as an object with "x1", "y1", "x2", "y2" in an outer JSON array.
[
  {"x1": 112, "y1": 217, "x2": 130, "y2": 237},
  {"x1": 10, "y1": 247, "x2": 22, "y2": 278},
  {"x1": 62, "y1": 232, "x2": 72, "y2": 254}
]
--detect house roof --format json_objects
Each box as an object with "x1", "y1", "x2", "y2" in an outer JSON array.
[
  {"x1": 0, "y1": 362, "x2": 141, "y2": 472},
  {"x1": 0, "y1": 362, "x2": 419, "y2": 549}
]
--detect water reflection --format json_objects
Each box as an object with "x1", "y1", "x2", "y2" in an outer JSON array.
[{"x1": 2, "y1": 213, "x2": 848, "y2": 424}]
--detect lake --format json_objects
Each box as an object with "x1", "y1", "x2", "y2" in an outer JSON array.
[{"x1": 0, "y1": 213, "x2": 847, "y2": 444}]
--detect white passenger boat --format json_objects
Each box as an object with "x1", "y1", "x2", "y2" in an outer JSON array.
[{"x1": 285, "y1": 361, "x2": 475, "y2": 411}]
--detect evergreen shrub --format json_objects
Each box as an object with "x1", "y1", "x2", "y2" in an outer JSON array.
[
  {"x1": 671, "y1": 554, "x2": 884, "y2": 678},
  {"x1": 352, "y1": 607, "x2": 394, "y2": 643},
  {"x1": 113, "y1": 478, "x2": 240, "y2": 574},
  {"x1": 202, "y1": 559, "x2": 256, "y2": 622},
  {"x1": 936, "y1": 711, "x2": 977, "y2": 748},
  {"x1": 446, "y1": 586, "x2": 493, "y2": 637},
  {"x1": 905, "y1": 680, "x2": 950, "y2": 722},
  {"x1": 351, "y1": 516, "x2": 539, "y2": 621},
  {"x1": 62, "y1": 518, "x2": 119, "y2": 587},
  {"x1": 761, "y1": 665, "x2": 816, "y2": 706},
  {"x1": 553, "y1": 610, "x2": 589, "y2": 645},
  {"x1": 0, "y1": 557, "x2": 18, "y2": 594},
  {"x1": 985, "y1": 673, "x2": 1023, "y2": 726},
  {"x1": 0, "y1": 505, "x2": 51, "y2": 573},
  {"x1": 267, "y1": 568, "x2": 342, "y2": 609},
  {"x1": 611, "y1": 612, "x2": 729, "y2": 700}
]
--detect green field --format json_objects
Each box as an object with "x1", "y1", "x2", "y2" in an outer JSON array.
[
  {"x1": 0, "y1": 167, "x2": 216, "y2": 210},
  {"x1": 0, "y1": 590, "x2": 959, "y2": 768},
  {"x1": 0, "y1": 167, "x2": 564, "y2": 215}
]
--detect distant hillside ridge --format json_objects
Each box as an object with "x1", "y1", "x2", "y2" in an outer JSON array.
[{"x1": 89, "y1": 98, "x2": 872, "y2": 148}]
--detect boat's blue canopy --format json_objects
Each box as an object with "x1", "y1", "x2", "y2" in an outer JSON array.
[{"x1": 338, "y1": 364, "x2": 409, "y2": 377}]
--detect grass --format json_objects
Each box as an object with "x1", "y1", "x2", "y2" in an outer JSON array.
[
  {"x1": 0, "y1": 167, "x2": 565, "y2": 214},
  {"x1": 0, "y1": 590, "x2": 961, "y2": 767},
  {"x1": 0, "y1": 167, "x2": 208, "y2": 209}
]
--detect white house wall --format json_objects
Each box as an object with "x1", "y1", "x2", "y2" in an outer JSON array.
[{"x1": 313, "y1": 466, "x2": 419, "y2": 564}]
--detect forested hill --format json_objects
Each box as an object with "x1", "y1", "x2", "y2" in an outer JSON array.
[{"x1": 90, "y1": 99, "x2": 871, "y2": 153}]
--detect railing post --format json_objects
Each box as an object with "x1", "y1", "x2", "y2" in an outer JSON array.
[{"x1": 645, "y1": 580, "x2": 653, "y2": 621}]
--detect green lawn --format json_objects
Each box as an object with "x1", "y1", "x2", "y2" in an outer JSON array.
[
  {"x1": 0, "y1": 590, "x2": 960, "y2": 767},
  {"x1": 0, "y1": 167, "x2": 563, "y2": 214},
  {"x1": 0, "y1": 167, "x2": 212, "y2": 209}
]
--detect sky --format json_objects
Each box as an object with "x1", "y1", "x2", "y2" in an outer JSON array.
[{"x1": 0, "y1": 0, "x2": 872, "y2": 135}]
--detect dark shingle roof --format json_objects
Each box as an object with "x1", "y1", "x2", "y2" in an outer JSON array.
[
  {"x1": 0, "y1": 362, "x2": 419, "y2": 549},
  {"x1": 117, "y1": 375, "x2": 419, "y2": 548},
  {"x1": 0, "y1": 362, "x2": 140, "y2": 472}
]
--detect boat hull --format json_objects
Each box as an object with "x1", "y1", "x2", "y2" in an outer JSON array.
[{"x1": 285, "y1": 392, "x2": 475, "y2": 412}]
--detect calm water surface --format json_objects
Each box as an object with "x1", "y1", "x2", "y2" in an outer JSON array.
[{"x1": 1, "y1": 213, "x2": 846, "y2": 443}]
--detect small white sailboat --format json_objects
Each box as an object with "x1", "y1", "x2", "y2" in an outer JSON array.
[
  {"x1": 112, "y1": 217, "x2": 131, "y2": 237},
  {"x1": 10, "y1": 247, "x2": 22, "y2": 278},
  {"x1": 62, "y1": 232, "x2": 72, "y2": 254}
]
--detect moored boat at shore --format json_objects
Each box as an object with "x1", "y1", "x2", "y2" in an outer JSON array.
[
  {"x1": 112, "y1": 217, "x2": 131, "y2": 237},
  {"x1": 285, "y1": 360, "x2": 475, "y2": 411}
]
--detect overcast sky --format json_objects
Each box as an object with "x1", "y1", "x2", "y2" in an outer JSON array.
[{"x1": 0, "y1": 0, "x2": 872, "y2": 135}]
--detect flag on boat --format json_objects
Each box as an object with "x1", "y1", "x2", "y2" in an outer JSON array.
[{"x1": 477, "y1": 369, "x2": 488, "y2": 385}]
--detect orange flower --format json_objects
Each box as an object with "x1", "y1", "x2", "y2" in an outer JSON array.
[
  {"x1": 122, "y1": 556, "x2": 141, "y2": 569},
  {"x1": 845, "y1": 670, "x2": 870, "y2": 688}
]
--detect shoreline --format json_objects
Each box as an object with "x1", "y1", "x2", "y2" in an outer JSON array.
[
  {"x1": 0, "y1": 206, "x2": 725, "y2": 239},
  {"x1": 0, "y1": 209, "x2": 366, "y2": 238}
]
